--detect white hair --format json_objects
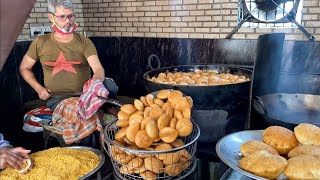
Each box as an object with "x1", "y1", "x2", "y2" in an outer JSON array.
[{"x1": 47, "y1": 0, "x2": 74, "y2": 14}]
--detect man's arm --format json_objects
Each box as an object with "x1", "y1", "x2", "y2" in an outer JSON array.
[
  {"x1": 0, "y1": 133, "x2": 12, "y2": 148},
  {"x1": 19, "y1": 54, "x2": 50, "y2": 100},
  {"x1": 0, "y1": 133, "x2": 31, "y2": 170},
  {"x1": 87, "y1": 55, "x2": 105, "y2": 81}
]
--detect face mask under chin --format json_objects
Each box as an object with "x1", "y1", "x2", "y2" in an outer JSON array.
[
  {"x1": 58, "y1": 24, "x2": 73, "y2": 33},
  {"x1": 51, "y1": 15, "x2": 76, "y2": 34}
]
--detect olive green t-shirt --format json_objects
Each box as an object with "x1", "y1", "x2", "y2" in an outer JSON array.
[{"x1": 27, "y1": 33, "x2": 97, "y2": 93}]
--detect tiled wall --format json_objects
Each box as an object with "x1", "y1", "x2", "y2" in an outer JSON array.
[{"x1": 18, "y1": 0, "x2": 320, "y2": 40}]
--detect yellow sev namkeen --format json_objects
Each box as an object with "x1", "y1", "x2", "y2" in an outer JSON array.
[{"x1": 0, "y1": 147, "x2": 100, "y2": 180}]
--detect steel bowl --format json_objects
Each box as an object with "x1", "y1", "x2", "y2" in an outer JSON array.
[
  {"x1": 216, "y1": 130, "x2": 269, "y2": 180},
  {"x1": 67, "y1": 146, "x2": 105, "y2": 180}
]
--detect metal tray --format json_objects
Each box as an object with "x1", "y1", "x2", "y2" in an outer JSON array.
[
  {"x1": 220, "y1": 168, "x2": 252, "y2": 180},
  {"x1": 216, "y1": 130, "x2": 271, "y2": 180},
  {"x1": 67, "y1": 146, "x2": 105, "y2": 180}
]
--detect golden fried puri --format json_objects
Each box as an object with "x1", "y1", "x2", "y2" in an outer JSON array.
[
  {"x1": 294, "y1": 123, "x2": 320, "y2": 146},
  {"x1": 240, "y1": 140, "x2": 279, "y2": 157},
  {"x1": 288, "y1": 145, "x2": 320, "y2": 158},
  {"x1": 239, "y1": 150, "x2": 287, "y2": 179},
  {"x1": 263, "y1": 126, "x2": 298, "y2": 154},
  {"x1": 283, "y1": 155, "x2": 320, "y2": 180}
]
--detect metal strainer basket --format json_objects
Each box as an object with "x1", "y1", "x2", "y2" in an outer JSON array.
[{"x1": 104, "y1": 120, "x2": 200, "y2": 180}]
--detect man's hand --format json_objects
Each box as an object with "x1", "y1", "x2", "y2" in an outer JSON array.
[
  {"x1": 37, "y1": 87, "x2": 51, "y2": 100},
  {"x1": 0, "y1": 147, "x2": 31, "y2": 171}
]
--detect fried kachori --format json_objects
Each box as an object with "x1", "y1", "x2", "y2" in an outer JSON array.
[
  {"x1": 144, "y1": 157, "x2": 164, "y2": 174},
  {"x1": 135, "y1": 130, "x2": 153, "y2": 149},
  {"x1": 159, "y1": 127, "x2": 179, "y2": 143},
  {"x1": 175, "y1": 118, "x2": 193, "y2": 137},
  {"x1": 121, "y1": 104, "x2": 137, "y2": 115},
  {"x1": 112, "y1": 90, "x2": 195, "y2": 179}
]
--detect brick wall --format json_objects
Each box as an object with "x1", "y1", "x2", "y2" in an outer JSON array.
[
  {"x1": 18, "y1": 0, "x2": 320, "y2": 40},
  {"x1": 17, "y1": 0, "x2": 84, "y2": 40}
]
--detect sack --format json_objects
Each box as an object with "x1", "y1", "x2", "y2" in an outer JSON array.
[{"x1": 23, "y1": 106, "x2": 53, "y2": 133}]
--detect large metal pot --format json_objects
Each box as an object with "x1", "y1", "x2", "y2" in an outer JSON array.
[
  {"x1": 143, "y1": 65, "x2": 252, "y2": 110},
  {"x1": 143, "y1": 65, "x2": 253, "y2": 143},
  {"x1": 253, "y1": 93, "x2": 320, "y2": 130}
]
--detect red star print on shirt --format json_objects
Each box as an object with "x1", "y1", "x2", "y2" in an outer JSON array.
[{"x1": 44, "y1": 52, "x2": 81, "y2": 76}]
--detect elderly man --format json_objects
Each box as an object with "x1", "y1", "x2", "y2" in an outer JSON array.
[
  {"x1": 19, "y1": 0, "x2": 110, "y2": 110},
  {"x1": 0, "y1": 133, "x2": 31, "y2": 171}
]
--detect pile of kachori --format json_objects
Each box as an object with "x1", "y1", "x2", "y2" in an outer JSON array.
[
  {"x1": 148, "y1": 70, "x2": 250, "y2": 86},
  {"x1": 239, "y1": 123, "x2": 320, "y2": 180},
  {"x1": 111, "y1": 90, "x2": 194, "y2": 179}
]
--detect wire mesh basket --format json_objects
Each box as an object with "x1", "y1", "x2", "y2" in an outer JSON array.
[{"x1": 104, "y1": 120, "x2": 200, "y2": 180}]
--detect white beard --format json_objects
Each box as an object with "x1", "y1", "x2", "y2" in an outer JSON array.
[{"x1": 57, "y1": 24, "x2": 74, "y2": 33}]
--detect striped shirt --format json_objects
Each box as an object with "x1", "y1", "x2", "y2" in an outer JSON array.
[{"x1": 0, "y1": 133, "x2": 12, "y2": 148}]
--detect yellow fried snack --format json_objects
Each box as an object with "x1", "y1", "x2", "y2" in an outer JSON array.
[{"x1": 0, "y1": 147, "x2": 99, "y2": 180}]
